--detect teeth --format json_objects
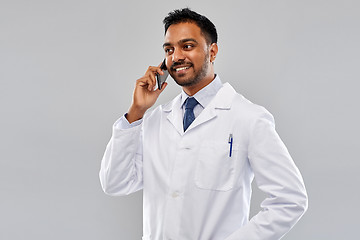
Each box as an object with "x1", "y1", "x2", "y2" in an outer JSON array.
[{"x1": 175, "y1": 66, "x2": 189, "y2": 72}]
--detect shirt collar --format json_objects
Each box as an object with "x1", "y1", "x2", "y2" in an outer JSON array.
[{"x1": 180, "y1": 74, "x2": 223, "y2": 109}]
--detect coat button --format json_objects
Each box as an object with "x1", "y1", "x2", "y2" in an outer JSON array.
[{"x1": 171, "y1": 191, "x2": 179, "y2": 198}]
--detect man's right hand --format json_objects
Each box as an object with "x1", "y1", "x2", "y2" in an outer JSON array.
[{"x1": 126, "y1": 64, "x2": 168, "y2": 123}]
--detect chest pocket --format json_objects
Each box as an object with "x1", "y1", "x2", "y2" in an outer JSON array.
[{"x1": 194, "y1": 141, "x2": 238, "y2": 191}]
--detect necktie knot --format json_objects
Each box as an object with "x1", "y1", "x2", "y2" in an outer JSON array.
[{"x1": 184, "y1": 97, "x2": 198, "y2": 110}]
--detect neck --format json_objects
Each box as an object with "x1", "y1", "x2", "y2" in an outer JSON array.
[{"x1": 183, "y1": 72, "x2": 215, "y2": 96}]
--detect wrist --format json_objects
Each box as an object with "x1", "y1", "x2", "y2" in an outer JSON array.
[{"x1": 126, "y1": 106, "x2": 146, "y2": 123}]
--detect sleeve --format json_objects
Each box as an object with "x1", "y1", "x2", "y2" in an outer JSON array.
[
  {"x1": 99, "y1": 115, "x2": 144, "y2": 196},
  {"x1": 116, "y1": 113, "x2": 143, "y2": 129},
  {"x1": 225, "y1": 110, "x2": 308, "y2": 240}
]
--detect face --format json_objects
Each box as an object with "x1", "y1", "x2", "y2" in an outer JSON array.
[{"x1": 163, "y1": 22, "x2": 215, "y2": 87}]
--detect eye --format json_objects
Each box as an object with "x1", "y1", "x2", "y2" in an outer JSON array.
[
  {"x1": 164, "y1": 47, "x2": 174, "y2": 55},
  {"x1": 183, "y1": 44, "x2": 193, "y2": 50}
]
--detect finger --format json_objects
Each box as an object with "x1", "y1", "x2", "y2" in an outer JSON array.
[
  {"x1": 160, "y1": 82, "x2": 168, "y2": 91},
  {"x1": 148, "y1": 65, "x2": 163, "y2": 74},
  {"x1": 145, "y1": 65, "x2": 164, "y2": 90},
  {"x1": 152, "y1": 65, "x2": 164, "y2": 75},
  {"x1": 156, "y1": 68, "x2": 164, "y2": 75},
  {"x1": 145, "y1": 66, "x2": 161, "y2": 80},
  {"x1": 151, "y1": 64, "x2": 165, "y2": 75},
  {"x1": 136, "y1": 77, "x2": 154, "y2": 92},
  {"x1": 140, "y1": 75, "x2": 154, "y2": 92},
  {"x1": 148, "y1": 73, "x2": 157, "y2": 91},
  {"x1": 136, "y1": 77, "x2": 148, "y2": 88},
  {"x1": 154, "y1": 82, "x2": 168, "y2": 96}
]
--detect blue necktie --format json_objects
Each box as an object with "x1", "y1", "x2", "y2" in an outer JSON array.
[{"x1": 183, "y1": 97, "x2": 198, "y2": 131}]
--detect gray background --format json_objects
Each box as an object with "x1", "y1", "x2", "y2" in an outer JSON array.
[{"x1": 1, "y1": 0, "x2": 359, "y2": 239}]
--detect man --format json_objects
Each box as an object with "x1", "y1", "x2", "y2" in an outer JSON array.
[{"x1": 100, "y1": 8, "x2": 308, "y2": 240}]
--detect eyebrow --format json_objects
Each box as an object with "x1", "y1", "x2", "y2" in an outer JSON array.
[{"x1": 162, "y1": 38, "x2": 198, "y2": 48}]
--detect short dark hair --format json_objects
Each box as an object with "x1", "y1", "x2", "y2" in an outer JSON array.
[{"x1": 163, "y1": 8, "x2": 218, "y2": 45}]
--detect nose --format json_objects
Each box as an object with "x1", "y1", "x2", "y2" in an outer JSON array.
[{"x1": 172, "y1": 48, "x2": 185, "y2": 62}]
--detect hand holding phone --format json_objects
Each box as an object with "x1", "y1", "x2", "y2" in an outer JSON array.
[
  {"x1": 156, "y1": 59, "x2": 169, "y2": 90},
  {"x1": 126, "y1": 61, "x2": 168, "y2": 123}
]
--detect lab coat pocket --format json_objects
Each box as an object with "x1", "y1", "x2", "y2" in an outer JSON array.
[{"x1": 195, "y1": 142, "x2": 238, "y2": 191}]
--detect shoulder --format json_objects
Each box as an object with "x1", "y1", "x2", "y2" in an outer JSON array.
[{"x1": 228, "y1": 84, "x2": 274, "y2": 124}]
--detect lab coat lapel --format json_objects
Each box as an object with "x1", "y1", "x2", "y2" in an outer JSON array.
[
  {"x1": 162, "y1": 83, "x2": 236, "y2": 134},
  {"x1": 186, "y1": 83, "x2": 236, "y2": 132},
  {"x1": 163, "y1": 94, "x2": 184, "y2": 135}
]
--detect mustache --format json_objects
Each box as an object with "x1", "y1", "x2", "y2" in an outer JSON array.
[{"x1": 170, "y1": 61, "x2": 193, "y2": 70}]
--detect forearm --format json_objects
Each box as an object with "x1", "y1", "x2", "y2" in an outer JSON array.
[{"x1": 99, "y1": 116, "x2": 144, "y2": 196}]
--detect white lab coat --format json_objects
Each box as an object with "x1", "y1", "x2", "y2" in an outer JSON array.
[{"x1": 100, "y1": 82, "x2": 308, "y2": 240}]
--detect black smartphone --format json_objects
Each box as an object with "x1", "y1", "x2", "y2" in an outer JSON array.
[{"x1": 156, "y1": 59, "x2": 169, "y2": 90}]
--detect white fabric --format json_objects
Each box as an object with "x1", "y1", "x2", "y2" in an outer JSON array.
[{"x1": 99, "y1": 79, "x2": 308, "y2": 240}]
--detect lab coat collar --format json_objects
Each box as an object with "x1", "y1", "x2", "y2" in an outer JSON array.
[{"x1": 162, "y1": 82, "x2": 237, "y2": 135}]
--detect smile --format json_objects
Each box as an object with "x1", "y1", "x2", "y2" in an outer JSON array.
[{"x1": 175, "y1": 66, "x2": 190, "y2": 72}]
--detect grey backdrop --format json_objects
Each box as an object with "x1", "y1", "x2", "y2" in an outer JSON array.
[{"x1": 1, "y1": 0, "x2": 359, "y2": 239}]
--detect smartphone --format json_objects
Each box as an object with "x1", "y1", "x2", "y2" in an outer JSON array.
[{"x1": 156, "y1": 59, "x2": 169, "y2": 90}]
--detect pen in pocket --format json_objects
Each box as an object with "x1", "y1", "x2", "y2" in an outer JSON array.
[{"x1": 228, "y1": 134, "x2": 233, "y2": 157}]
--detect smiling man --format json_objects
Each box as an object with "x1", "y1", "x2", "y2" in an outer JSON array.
[
  {"x1": 100, "y1": 8, "x2": 308, "y2": 240},
  {"x1": 162, "y1": 22, "x2": 217, "y2": 94}
]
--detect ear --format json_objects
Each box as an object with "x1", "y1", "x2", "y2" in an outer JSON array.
[{"x1": 209, "y1": 43, "x2": 218, "y2": 63}]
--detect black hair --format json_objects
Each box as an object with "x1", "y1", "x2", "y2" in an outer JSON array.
[{"x1": 163, "y1": 8, "x2": 218, "y2": 45}]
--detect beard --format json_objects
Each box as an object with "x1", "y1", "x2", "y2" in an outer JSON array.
[{"x1": 170, "y1": 53, "x2": 210, "y2": 87}]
